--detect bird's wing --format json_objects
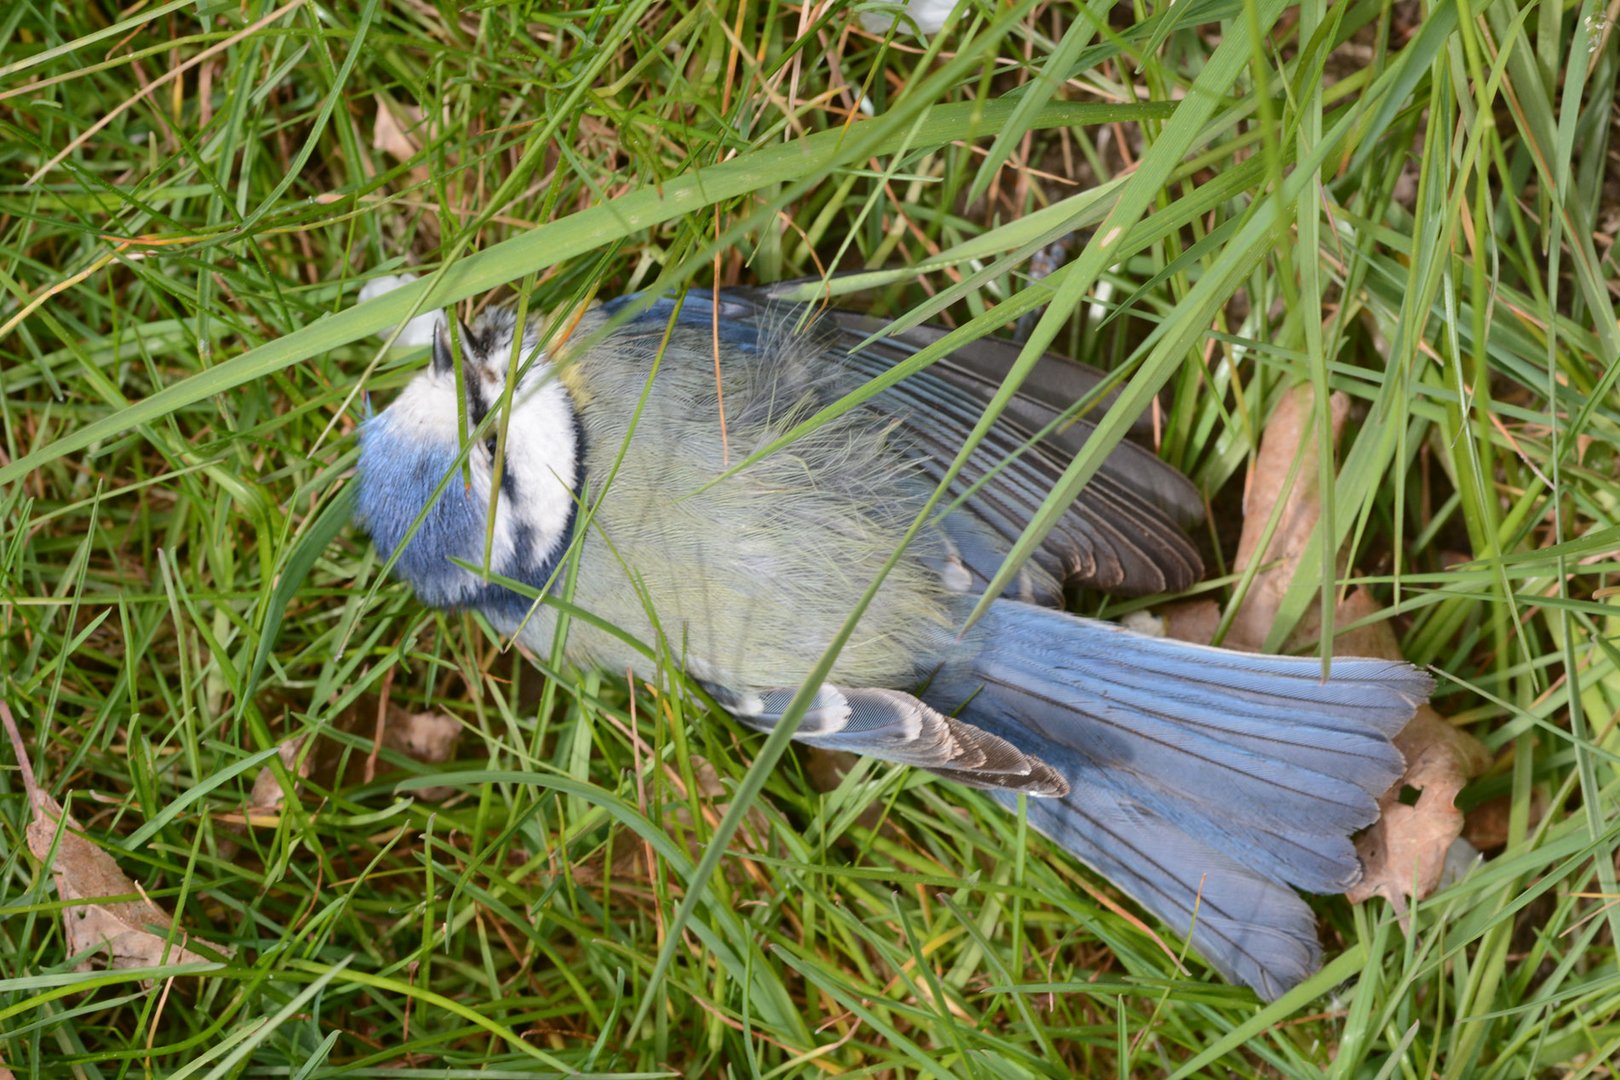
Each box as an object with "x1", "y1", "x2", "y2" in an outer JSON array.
[
  {"x1": 827, "y1": 310, "x2": 1206, "y2": 533},
  {"x1": 702, "y1": 680, "x2": 1068, "y2": 797},
  {"x1": 599, "y1": 289, "x2": 1204, "y2": 601},
  {"x1": 830, "y1": 320, "x2": 1203, "y2": 599}
]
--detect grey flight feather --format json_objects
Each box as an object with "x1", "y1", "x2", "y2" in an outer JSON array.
[{"x1": 712, "y1": 681, "x2": 1069, "y2": 797}]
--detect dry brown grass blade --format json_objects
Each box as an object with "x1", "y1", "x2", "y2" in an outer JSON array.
[{"x1": 572, "y1": 754, "x2": 774, "y2": 890}]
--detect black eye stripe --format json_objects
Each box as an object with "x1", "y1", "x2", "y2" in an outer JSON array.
[{"x1": 466, "y1": 370, "x2": 489, "y2": 425}]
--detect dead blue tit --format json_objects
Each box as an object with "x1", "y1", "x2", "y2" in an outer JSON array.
[{"x1": 354, "y1": 287, "x2": 1430, "y2": 1000}]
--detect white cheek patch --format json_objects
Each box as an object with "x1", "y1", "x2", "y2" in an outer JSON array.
[
  {"x1": 378, "y1": 370, "x2": 520, "y2": 595},
  {"x1": 368, "y1": 322, "x2": 582, "y2": 607},
  {"x1": 388, "y1": 370, "x2": 464, "y2": 442},
  {"x1": 497, "y1": 377, "x2": 581, "y2": 565}
]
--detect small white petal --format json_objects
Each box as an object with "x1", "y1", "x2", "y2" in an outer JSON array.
[{"x1": 859, "y1": 0, "x2": 961, "y2": 35}]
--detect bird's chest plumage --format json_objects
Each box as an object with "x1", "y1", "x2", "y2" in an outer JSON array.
[{"x1": 515, "y1": 329, "x2": 959, "y2": 693}]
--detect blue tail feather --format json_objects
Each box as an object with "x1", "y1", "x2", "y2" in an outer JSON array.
[
  {"x1": 1015, "y1": 784, "x2": 1324, "y2": 1000},
  {"x1": 927, "y1": 599, "x2": 1429, "y2": 996},
  {"x1": 971, "y1": 651, "x2": 1397, "y2": 835}
]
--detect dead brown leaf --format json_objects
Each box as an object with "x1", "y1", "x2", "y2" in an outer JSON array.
[
  {"x1": 246, "y1": 734, "x2": 315, "y2": 818},
  {"x1": 1318, "y1": 586, "x2": 1405, "y2": 660},
  {"x1": 803, "y1": 746, "x2": 860, "y2": 794},
  {"x1": 1312, "y1": 590, "x2": 1491, "y2": 915},
  {"x1": 382, "y1": 707, "x2": 461, "y2": 764},
  {"x1": 244, "y1": 697, "x2": 465, "y2": 821},
  {"x1": 1347, "y1": 708, "x2": 1492, "y2": 914},
  {"x1": 1157, "y1": 598, "x2": 1221, "y2": 647},
  {"x1": 1224, "y1": 385, "x2": 1351, "y2": 650},
  {"x1": 372, "y1": 95, "x2": 423, "y2": 162},
  {"x1": 2, "y1": 702, "x2": 217, "y2": 973},
  {"x1": 371, "y1": 96, "x2": 435, "y2": 199},
  {"x1": 1464, "y1": 789, "x2": 1545, "y2": 852}
]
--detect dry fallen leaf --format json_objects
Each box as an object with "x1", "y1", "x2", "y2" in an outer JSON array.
[
  {"x1": 1161, "y1": 383, "x2": 1491, "y2": 914},
  {"x1": 1226, "y1": 384, "x2": 1351, "y2": 652},
  {"x1": 371, "y1": 95, "x2": 436, "y2": 198},
  {"x1": 246, "y1": 697, "x2": 464, "y2": 820},
  {"x1": 1156, "y1": 598, "x2": 1221, "y2": 647},
  {"x1": 1309, "y1": 590, "x2": 1490, "y2": 915},
  {"x1": 246, "y1": 734, "x2": 315, "y2": 818},
  {"x1": 2, "y1": 702, "x2": 216, "y2": 973},
  {"x1": 382, "y1": 707, "x2": 460, "y2": 764},
  {"x1": 372, "y1": 95, "x2": 423, "y2": 163},
  {"x1": 1346, "y1": 708, "x2": 1492, "y2": 913},
  {"x1": 803, "y1": 746, "x2": 860, "y2": 794},
  {"x1": 1463, "y1": 789, "x2": 1545, "y2": 852}
]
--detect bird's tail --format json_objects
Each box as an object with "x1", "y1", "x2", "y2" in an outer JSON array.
[{"x1": 927, "y1": 599, "x2": 1430, "y2": 998}]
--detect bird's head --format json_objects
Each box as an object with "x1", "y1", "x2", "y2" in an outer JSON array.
[
  {"x1": 434, "y1": 308, "x2": 542, "y2": 433},
  {"x1": 355, "y1": 307, "x2": 583, "y2": 619}
]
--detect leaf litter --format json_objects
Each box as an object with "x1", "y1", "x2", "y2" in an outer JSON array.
[
  {"x1": 242, "y1": 694, "x2": 464, "y2": 823},
  {"x1": 1, "y1": 682, "x2": 463, "y2": 979},
  {"x1": 2, "y1": 701, "x2": 217, "y2": 974}
]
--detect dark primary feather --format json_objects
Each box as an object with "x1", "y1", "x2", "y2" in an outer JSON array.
[
  {"x1": 824, "y1": 310, "x2": 1206, "y2": 531},
  {"x1": 840, "y1": 345, "x2": 1202, "y2": 599}
]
